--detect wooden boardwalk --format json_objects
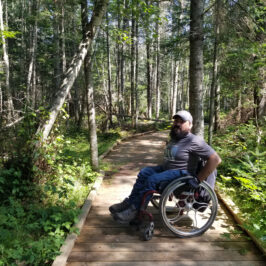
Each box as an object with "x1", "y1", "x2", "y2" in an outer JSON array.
[{"x1": 67, "y1": 131, "x2": 265, "y2": 266}]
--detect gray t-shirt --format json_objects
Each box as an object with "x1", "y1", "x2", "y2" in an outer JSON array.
[{"x1": 163, "y1": 132, "x2": 215, "y2": 175}]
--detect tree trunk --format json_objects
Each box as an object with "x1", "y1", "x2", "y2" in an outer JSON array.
[
  {"x1": 172, "y1": 61, "x2": 179, "y2": 117},
  {"x1": 120, "y1": 38, "x2": 125, "y2": 116},
  {"x1": 0, "y1": 0, "x2": 13, "y2": 122},
  {"x1": 26, "y1": 0, "x2": 38, "y2": 106},
  {"x1": 120, "y1": 0, "x2": 128, "y2": 117},
  {"x1": 169, "y1": 57, "x2": 174, "y2": 118},
  {"x1": 146, "y1": 41, "x2": 152, "y2": 119},
  {"x1": 208, "y1": 0, "x2": 220, "y2": 145},
  {"x1": 81, "y1": 0, "x2": 99, "y2": 170},
  {"x1": 106, "y1": 12, "x2": 113, "y2": 127},
  {"x1": 32, "y1": 57, "x2": 37, "y2": 108},
  {"x1": 36, "y1": 0, "x2": 108, "y2": 144},
  {"x1": 20, "y1": 0, "x2": 28, "y2": 102},
  {"x1": 130, "y1": 5, "x2": 136, "y2": 128},
  {"x1": 180, "y1": 61, "x2": 186, "y2": 109},
  {"x1": 177, "y1": 65, "x2": 182, "y2": 111},
  {"x1": 236, "y1": 91, "x2": 242, "y2": 122},
  {"x1": 54, "y1": 0, "x2": 61, "y2": 92},
  {"x1": 0, "y1": 84, "x2": 2, "y2": 114},
  {"x1": 135, "y1": 14, "x2": 139, "y2": 127},
  {"x1": 214, "y1": 83, "x2": 221, "y2": 131},
  {"x1": 189, "y1": 0, "x2": 204, "y2": 137},
  {"x1": 61, "y1": 0, "x2": 69, "y2": 120},
  {"x1": 155, "y1": 0, "x2": 160, "y2": 119},
  {"x1": 61, "y1": 0, "x2": 66, "y2": 73},
  {"x1": 86, "y1": 50, "x2": 98, "y2": 170},
  {"x1": 258, "y1": 87, "x2": 266, "y2": 119},
  {"x1": 116, "y1": 2, "x2": 122, "y2": 116}
]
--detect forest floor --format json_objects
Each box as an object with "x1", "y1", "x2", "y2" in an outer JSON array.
[{"x1": 66, "y1": 131, "x2": 264, "y2": 265}]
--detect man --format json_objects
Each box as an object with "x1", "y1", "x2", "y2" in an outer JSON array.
[{"x1": 109, "y1": 110, "x2": 222, "y2": 224}]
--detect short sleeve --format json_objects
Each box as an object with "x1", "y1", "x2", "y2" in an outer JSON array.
[{"x1": 190, "y1": 136, "x2": 216, "y2": 160}]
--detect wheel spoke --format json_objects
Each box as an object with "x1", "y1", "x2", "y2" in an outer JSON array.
[{"x1": 160, "y1": 178, "x2": 218, "y2": 238}]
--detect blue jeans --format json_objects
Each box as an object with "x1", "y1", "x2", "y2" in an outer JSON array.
[{"x1": 128, "y1": 166, "x2": 188, "y2": 209}]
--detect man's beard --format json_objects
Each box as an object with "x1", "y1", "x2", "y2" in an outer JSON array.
[{"x1": 170, "y1": 126, "x2": 189, "y2": 141}]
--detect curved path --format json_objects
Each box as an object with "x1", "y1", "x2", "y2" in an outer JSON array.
[{"x1": 67, "y1": 131, "x2": 264, "y2": 265}]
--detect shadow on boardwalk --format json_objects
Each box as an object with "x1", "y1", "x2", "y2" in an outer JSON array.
[{"x1": 67, "y1": 131, "x2": 264, "y2": 266}]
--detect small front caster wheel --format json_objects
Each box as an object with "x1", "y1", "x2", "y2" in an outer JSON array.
[{"x1": 142, "y1": 221, "x2": 154, "y2": 241}]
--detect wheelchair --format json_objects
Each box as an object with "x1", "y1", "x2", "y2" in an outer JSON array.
[{"x1": 132, "y1": 175, "x2": 218, "y2": 241}]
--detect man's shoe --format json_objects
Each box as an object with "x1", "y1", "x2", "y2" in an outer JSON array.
[
  {"x1": 109, "y1": 198, "x2": 130, "y2": 214},
  {"x1": 113, "y1": 205, "x2": 137, "y2": 224}
]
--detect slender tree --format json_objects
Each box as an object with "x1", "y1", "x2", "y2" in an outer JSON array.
[
  {"x1": 36, "y1": 0, "x2": 109, "y2": 144},
  {"x1": 135, "y1": 3, "x2": 139, "y2": 127},
  {"x1": 106, "y1": 11, "x2": 113, "y2": 127},
  {"x1": 0, "y1": 83, "x2": 2, "y2": 114},
  {"x1": 189, "y1": 0, "x2": 204, "y2": 137},
  {"x1": 26, "y1": 0, "x2": 39, "y2": 107},
  {"x1": 208, "y1": 0, "x2": 221, "y2": 145},
  {"x1": 61, "y1": 0, "x2": 66, "y2": 74},
  {"x1": 53, "y1": 0, "x2": 61, "y2": 92},
  {"x1": 146, "y1": 40, "x2": 152, "y2": 118},
  {"x1": 81, "y1": 0, "x2": 99, "y2": 170},
  {"x1": 116, "y1": 0, "x2": 122, "y2": 115},
  {"x1": 0, "y1": 0, "x2": 13, "y2": 122},
  {"x1": 130, "y1": 0, "x2": 136, "y2": 127},
  {"x1": 155, "y1": 0, "x2": 160, "y2": 119},
  {"x1": 172, "y1": 61, "x2": 179, "y2": 116},
  {"x1": 120, "y1": 0, "x2": 128, "y2": 117}
]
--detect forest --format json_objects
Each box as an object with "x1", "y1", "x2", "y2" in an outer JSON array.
[{"x1": 0, "y1": 0, "x2": 265, "y2": 264}]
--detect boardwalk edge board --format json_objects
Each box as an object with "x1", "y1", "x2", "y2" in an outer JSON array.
[
  {"x1": 52, "y1": 130, "x2": 156, "y2": 266},
  {"x1": 216, "y1": 189, "x2": 266, "y2": 257},
  {"x1": 52, "y1": 173, "x2": 104, "y2": 266}
]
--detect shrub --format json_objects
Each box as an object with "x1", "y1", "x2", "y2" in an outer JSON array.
[{"x1": 213, "y1": 122, "x2": 266, "y2": 244}]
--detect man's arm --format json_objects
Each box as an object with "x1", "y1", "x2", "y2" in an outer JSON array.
[{"x1": 197, "y1": 153, "x2": 222, "y2": 182}]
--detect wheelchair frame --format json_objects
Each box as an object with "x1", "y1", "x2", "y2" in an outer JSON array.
[{"x1": 134, "y1": 176, "x2": 218, "y2": 241}]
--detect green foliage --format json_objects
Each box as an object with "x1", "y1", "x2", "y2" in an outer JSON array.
[
  {"x1": 98, "y1": 130, "x2": 121, "y2": 155},
  {"x1": 0, "y1": 126, "x2": 101, "y2": 265},
  {"x1": 0, "y1": 30, "x2": 19, "y2": 43},
  {"x1": 0, "y1": 198, "x2": 79, "y2": 265},
  {"x1": 0, "y1": 158, "x2": 36, "y2": 201},
  {"x1": 213, "y1": 122, "x2": 266, "y2": 245}
]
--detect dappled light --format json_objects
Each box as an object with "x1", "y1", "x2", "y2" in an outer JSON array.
[
  {"x1": 67, "y1": 131, "x2": 264, "y2": 264},
  {"x1": 0, "y1": 0, "x2": 264, "y2": 264}
]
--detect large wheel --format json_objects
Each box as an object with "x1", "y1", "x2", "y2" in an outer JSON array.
[{"x1": 159, "y1": 176, "x2": 218, "y2": 238}]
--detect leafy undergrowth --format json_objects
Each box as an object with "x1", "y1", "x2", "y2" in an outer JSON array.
[
  {"x1": 0, "y1": 121, "x2": 167, "y2": 265},
  {"x1": 0, "y1": 134, "x2": 96, "y2": 265},
  {"x1": 212, "y1": 122, "x2": 266, "y2": 248},
  {"x1": 0, "y1": 128, "x2": 124, "y2": 265}
]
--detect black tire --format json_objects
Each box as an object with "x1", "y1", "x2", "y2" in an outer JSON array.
[
  {"x1": 142, "y1": 222, "x2": 154, "y2": 241},
  {"x1": 159, "y1": 176, "x2": 218, "y2": 238}
]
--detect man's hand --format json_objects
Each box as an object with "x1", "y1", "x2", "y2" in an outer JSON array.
[{"x1": 187, "y1": 176, "x2": 201, "y2": 189}]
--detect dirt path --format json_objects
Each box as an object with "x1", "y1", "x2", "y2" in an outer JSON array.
[{"x1": 67, "y1": 131, "x2": 264, "y2": 265}]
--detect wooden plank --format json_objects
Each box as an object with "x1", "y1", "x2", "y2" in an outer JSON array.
[
  {"x1": 66, "y1": 131, "x2": 264, "y2": 265},
  {"x1": 68, "y1": 250, "x2": 263, "y2": 262},
  {"x1": 72, "y1": 241, "x2": 257, "y2": 252},
  {"x1": 78, "y1": 225, "x2": 243, "y2": 237},
  {"x1": 67, "y1": 262, "x2": 266, "y2": 266},
  {"x1": 75, "y1": 232, "x2": 249, "y2": 243},
  {"x1": 83, "y1": 216, "x2": 237, "y2": 228},
  {"x1": 87, "y1": 205, "x2": 233, "y2": 216},
  {"x1": 88, "y1": 204, "x2": 235, "y2": 218}
]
